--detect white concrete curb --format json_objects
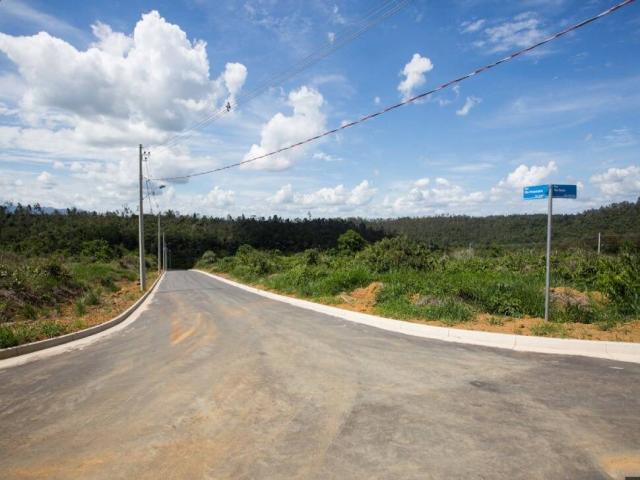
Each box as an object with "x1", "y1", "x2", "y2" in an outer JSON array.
[
  {"x1": 193, "y1": 269, "x2": 640, "y2": 364},
  {"x1": 0, "y1": 273, "x2": 165, "y2": 369}
]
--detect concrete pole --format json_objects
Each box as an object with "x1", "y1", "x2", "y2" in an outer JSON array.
[
  {"x1": 162, "y1": 232, "x2": 167, "y2": 272},
  {"x1": 138, "y1": 144, "x2": 146, "y2": 291},
  {"x1": 544, "y1": 184, "x2": 553, "y2": 322},
  {"x1": 597, "y1": 232, "x2": 601, "y2": 255},
  {"x1": 157, "y1": 214, "x2": 162, "y2": 272}
]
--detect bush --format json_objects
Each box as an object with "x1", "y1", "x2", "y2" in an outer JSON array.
[
  {"x1": 200, "y1": 250, "x2": 217, "y2": 265},
  {"x1": 597, "y1": 250, "x2": 640, "y2": 315},
  {"x1": 80, "y1": 239, "x2": 112, "y2": 261},
  {"x1": 358, "y1": 236, "x2": 435, "y2": 273},
  {"x1": 75, "y1": 299, "x2": 87, "y2": 316},
  {"x1": 337, "y1": 230, "x2": 366, "y2": 253},
  {"x1": 83, "y1": 289, "x2": 101, "y2": 306}
]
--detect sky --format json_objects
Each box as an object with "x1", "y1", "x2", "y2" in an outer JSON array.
[{"x1": 0, "y1": 0, "x2": 638, "y2": 218}]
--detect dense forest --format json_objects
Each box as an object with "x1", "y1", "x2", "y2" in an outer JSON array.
[{"x1": 1, "y1": 199, "x2": 638, "y2": 268}]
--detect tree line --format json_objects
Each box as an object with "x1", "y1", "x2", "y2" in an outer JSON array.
[{"x1": 1, "y1": 199, "x2": 638, "y2": 268}]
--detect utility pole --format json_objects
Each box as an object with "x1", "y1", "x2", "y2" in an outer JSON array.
[
  {"x1": 138, "y1": 144, "x2": 146, "y2": 291},
  {"x1": 597, "y1": 232, "x2": 601, "y2": 255},
  {"x1": 157, "y1": 214, "x2": 162, "y2": 272},
  {"x1": 162, "y1": 232, "x2": 167, "y2": 272},
  {"x1": 544, "y1": 184, "x2": 553, "y2": 322}
]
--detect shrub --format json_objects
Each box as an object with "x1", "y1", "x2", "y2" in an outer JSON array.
[
  {"x1": 301, "y1": 248, "x2": 320, "y2": 266},
  {"x1": 75, "y1": 299, "x2": 87, "y2": 316},
  {"x1": 337, "y1": 230, "x2": 367, "y2": 253},
  {"x1": 200, "y1": 250, "x2": 217, "y2": 264},
  {"x1": 80, "y1": 239, "x2": 112, "y2": 261},
  {"x1": 358, "y1": 236, "x2": 436, "y2": 272},
  {"x1": 83, "y1": 289, "x2": 101, "y2": 306},
  {"x1": 597, "y1": 250, "x2": 640, "y2": 315}
]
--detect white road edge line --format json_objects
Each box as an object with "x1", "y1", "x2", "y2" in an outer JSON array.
[
  {"x1": 193, "y1": 269, "x2": 640, "y2": 365},
  {"x1": 0, "y1": 275, "x2": 165, "y2": 370}
]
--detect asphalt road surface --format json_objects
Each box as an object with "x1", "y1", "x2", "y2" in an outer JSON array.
[{"x1": 1, "y1": 270, "x2": 639, "y2": 479}]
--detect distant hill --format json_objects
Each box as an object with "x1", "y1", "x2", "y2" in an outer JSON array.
[
  {"x1": 1, "y1": 199, "x2": 638, "y2": 267},
  {"x1": 369, "y1": 199, "x2": 640, "y2": 251}
]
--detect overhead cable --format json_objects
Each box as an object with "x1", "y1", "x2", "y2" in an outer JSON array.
[{"x1": 149, "y1": 0, "x2": 634, "y2": 182}]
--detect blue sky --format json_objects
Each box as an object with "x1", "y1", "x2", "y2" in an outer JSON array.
[{"x1": 0, "y1": 0, "x2": 638, "y2": 217}]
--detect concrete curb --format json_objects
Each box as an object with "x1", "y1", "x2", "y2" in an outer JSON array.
[
  {"x1": 193, "y1": 269, "x2": 640, "y2": 364},
  {"x1": 0, "y1": 273, "x2": 164, "y2": 360}
]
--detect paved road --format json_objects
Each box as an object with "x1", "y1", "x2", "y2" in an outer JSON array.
[{"x1": 1, "y1": 270, "x2": 639, "y2": 479}]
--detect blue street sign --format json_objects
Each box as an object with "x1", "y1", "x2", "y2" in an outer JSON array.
[
  {"x1": 523, "y1": 184, "x2": 577, "y2": 200},
  {"x1": 523, "y1": 184, "x2": 549, "y2": 200},
  {"x1": 552, "y1": 184, "x2": 577, "y2": 199}
]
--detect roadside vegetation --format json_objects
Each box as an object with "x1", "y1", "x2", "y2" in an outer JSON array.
[
  {"x1": 196, "y1": 231, "x2": 640, "y2": 342},
  {"x1": 0, "y1": 240, "x2": 157, "y2": 348},
  {"x1": 1, "y1": 200, "x2": 638, "y2": 346}
]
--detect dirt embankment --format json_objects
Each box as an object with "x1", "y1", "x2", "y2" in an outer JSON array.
[{"x1": 336, "y1": 282, "x2": 640, "y2": 342}]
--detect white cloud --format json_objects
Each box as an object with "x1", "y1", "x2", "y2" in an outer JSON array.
[
  {"x1": 327, "y1": 32, "x2": 336, "y2": 44},
  {"x1": 590, "y1": 166, "x2": 640, "y2": 198},
  {"x1": 389, "y1": 177, "x2": 486, "y2": 214},
  {"x1": 0, "y1": 11, "x2": 247, "y2": 143},
  {"x1": 203, "y1": 186, "x2": 235, "y2": 207},
  {"x1": 398, "y1": 53, "x2": 433, "y2": 101},
  {"x1": 313, "y1": 152, "x2": 341, "y2": 162},
  {"x1": 332, "y1": 5, "x2": 346, "y2": 25},
  {"x1": 460, "y1": 19, "x2": 485, "y2": 33},
  {"x1": 490, "y1": 160, "x2": 557, "y2": 200},
  {"x1": 456, "y1": 96, "x2": 482, "y2": 116},
  {"x1": 501, "y1": 161, "x2": 557, "y2": 189},
  {"x1": 374, "y1": 96, "x2": 381, "y2": 105},
  {"x1": 474, "y1": 12, "x2": 547, "y2": 53},
  {"x1": 271, "y1": 180, "x2": 376, "y2": 208},
  {"x1": 271, "y1": 184, "x2": 295, "y2": 204},
  {"x1": 36, "y1": 171, "x2": 56, "y2": 189},
  {"x1": 241, "y1": 86, "x2": 326, "y2": 170},
  {"x1": 0, "y1": 1, "x2": 84, "y2": 39}
]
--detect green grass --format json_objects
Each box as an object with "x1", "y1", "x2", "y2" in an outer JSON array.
[
  {"x1": 0, "y1": 251, "x2": 147, "y2": 348},
  {"x1": 0, "y1": 321, "x2": 71, "y2": 348},
  {"x1": 530, "y1": 322, "x2": 568, "y2": 338},
  {"x1": 201, "y1": 241, "x2": 639, "y2": 333}
]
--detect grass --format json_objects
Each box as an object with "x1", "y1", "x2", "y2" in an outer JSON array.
[
  {"x1": 197, "y1": 238, "x2": 639, "y2": 340},
  {"x1": 0, "y1": 251, "x2": 156, "y2": 348},
  {"x1": 530, "y1": 322, "x2": 568, "y2": 338}
]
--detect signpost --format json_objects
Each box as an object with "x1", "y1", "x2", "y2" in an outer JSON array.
[{"x1": 523, "y1": 184, "x2": 577, "y2": 321}]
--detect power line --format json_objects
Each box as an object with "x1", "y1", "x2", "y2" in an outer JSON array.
[
  {"x1": 149, "y1": 0, "x2": 635, "y2": 183},
  {"x1": 152, "y1": 0, "x2": 412, "y2": 153}
]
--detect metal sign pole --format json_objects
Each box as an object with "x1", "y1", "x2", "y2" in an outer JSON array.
[{"x1": 544, "y1": 184, "x2": 553, "y2": 322}]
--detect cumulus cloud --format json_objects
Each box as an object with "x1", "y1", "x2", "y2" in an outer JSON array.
[
  {"x1": 241, "y1": 86, "x2": 326, "y2": 170},
  {"x1": 271, "y1": 180, "x2": 376, "y2": 208},
  {"x1": 590, "y1": 165, "x2": 640, "y2": 198},
  {"x1": 398, "y1": 53, "x2": 433, "y2": 101},
  {"x1": 203, "y1": 186, "x2": 235, "y2": 207},
  {"x1": 490, "y1": 160, "x2": 557, "y2": 200},
  {"x1": 389, "y1": 176, "x2": 485, "y2": 214},
  {"x1": 499, "y1": 161, "x2": 557, "y2": 189},
  {"x1": 37, "y1": 171, "x2": 56, "y2": 189},
  {"x1": 0, "y1": 10, "x2": 247, "y2": 141},
  {"x1": 456, "y1": 96, "x2": 482, "y2": 116}
]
